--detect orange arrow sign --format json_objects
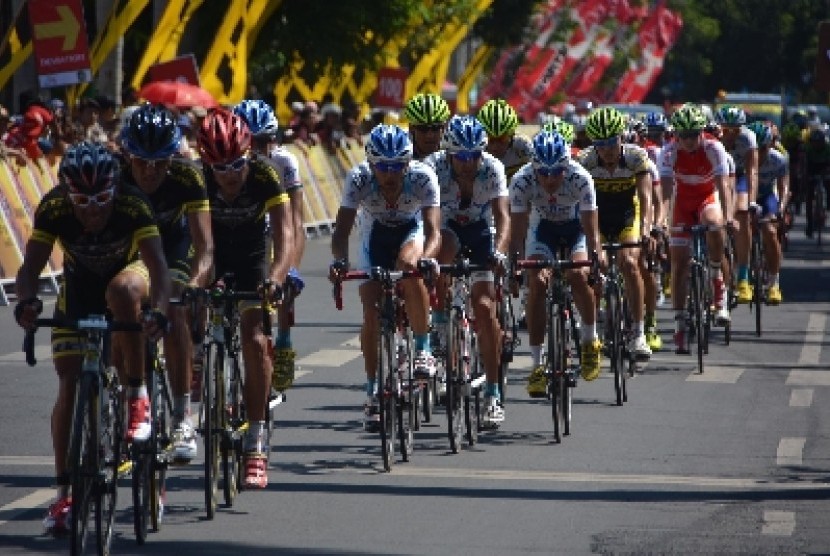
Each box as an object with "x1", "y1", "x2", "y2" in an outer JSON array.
[{"x1": 33, "y1": 5, "x2": 80, "y2": 51}]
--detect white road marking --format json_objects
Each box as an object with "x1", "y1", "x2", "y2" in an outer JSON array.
[
  {"x1": 0, "y1": 489, "x2": 54, "y2": 527},
  {"x1": 797, "y1": 312, "x2": 826, "y2": 365},
  {"x1": 297, "y1": 349, "x2": 361, "y2": 367},
  {"x1": 341, "y1": 335, "x2": 361, "y2": 348},
  {"x1": 786, "y1": 370, "x2": 830, "y2": 387},
  {"x1": 789, "y1": 388, "x2": 814, "y2": 407},
  {"x1": 511, "y1": 355, "x2": 533, "y2": 370},
  {"x1": 685, "y1": 366, "x2": 744, "y2": 383},
  {"x1": 390, "y1": 466, "x2": 830, "y2": 490},
  {"x1": 0, "y1": 456, "x2": 52, "y2": 466},
  {"x1": 761, "y1": 510, "x2": 796, "y2": 536},
  {"x1": 776, "y1": 437, "x2": 806, "y2": 466}
]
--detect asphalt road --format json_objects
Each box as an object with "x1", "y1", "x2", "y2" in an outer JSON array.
[{"x1": 0, "y1": 219, "x2": 828, "y2": 555}]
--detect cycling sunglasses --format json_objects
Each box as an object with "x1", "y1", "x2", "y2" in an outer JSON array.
[
  {"x1": 411, "y1": 123, "x2": 445, "y2": 133},
  {"x1": 592, "y1": 136, "x2": 620, "y2": 147},
  {"x1": 68, "y1": 186, "x2": 116, "y2": 208},
  {"x1": 677, "y1": 130, "x2": 702, "y2": 140},
  {"x1": 373, "y1": 161, "x2": 406, "y2": 173},
  {"x1": 131, "y1": 155, "x2": 172, "y2": 168},
  {"x1": 211, "y1": 156, "x2": 248, "y2": 173},
  {"x1": 451, "y1": 150, "x2": 482, "y2": 162},
  {"x1": 534, "y1": 164, "x2": 566, "y2": 177}
]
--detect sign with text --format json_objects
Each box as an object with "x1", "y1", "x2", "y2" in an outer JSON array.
[
  {"x1": 28, "y1": 0, "x2": 91, "y2": 88},
  {"x1": 374, "y1": 67, "x2": 408, "y2": 109},
  {"x1": 148, "y1": 54, "x2": 201, "y2": 86}
]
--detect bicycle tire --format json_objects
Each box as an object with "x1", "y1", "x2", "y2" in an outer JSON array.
[
  {"x1": 131, "y1": 445, "x2": 150, "y2": 545},
  {"x1": 96, "y1": 369, "x2": 121, "y2": 556},
  {"x1": 202, "y1": 342, "x2": 220, "y2": 519},
  {"x1": 222, "y1": 354, "x2": 242, "y2": 504},
  {"x1": 68, "y1": 373, "x2": 96, "y2": 556},
  {"x1": 446, "y1": 315, "x2": 464, "y2": 454},
  {"x1": 607, "y1": 284, "x2": 624, "y2": 406},
  {"x1": 420, "y1": 377, "x2": 433, "y2": 424},
  {"x1": 150, "y1": 364, "x2": 170, "y2": 532},
  {"x1": 691, "y1": 264, "x2": 705, "y2": 374},
  {"x1": 751, "y1": 234, "x2": 763, "y2": 337},
  {"x1": 378, "y1": 331, "x2": 396, "y2": 471},
  {"x1": 466, "y1": 334, "x2": 480, "y2": 444},
  {"x1": 548, "y1": 299, "x2": 564, "y2": 443},
  {"x1": 562, "y1": 307, "x2": 574, "y2": 436},
  {"x1": 398, "y1": 329, "x2": 414, "y2": 461},
  {"x1": 497, "y1": 293, "x2": 512, "y2": 406}
]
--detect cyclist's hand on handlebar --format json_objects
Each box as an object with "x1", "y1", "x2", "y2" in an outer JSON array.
[
  {"x1": 14, "y1": 297, "x2": 43, "y2": 331},
  {"x1": 261, "y1": 280, "x2": 283, "y2": 305},
  {"x1": 489, "y1": 250, "x2": 508, "y2": 276},
  {"x1": 726, "y1": 219, "x2": 740, "y2": 233},
  {"x1": 143, "y1": 308, "x2": 170, "y2": 341},
  {"x1": 329, "y1": 259, "x2": 349, "y2": 283},
  {"x1": 417, "y1": 257, "x2": 440, "y2": 279}
]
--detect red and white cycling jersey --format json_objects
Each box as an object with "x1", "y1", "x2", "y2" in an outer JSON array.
[{"x1": 658, "y1": 136, "x2": 729, "y2": 196}]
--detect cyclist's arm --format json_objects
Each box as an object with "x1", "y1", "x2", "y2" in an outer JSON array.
[
  {"x1": 510, "y1": 211, "x2": 529, "y2": 259},
  {"x1": 288, "y1": 188, "x2": 306, "y2": 269},
  {"x1": 138, "y1": 235, "x2": 172, "y2": 316},
  {"x1": 15, "y1": 239, "x2": 53, "y2": 303},
  {"x1": 331, "y1": 206, "x2": 357, "y2": 262},
  {"x1": 580, "y1": 208, "x2": 601, "y2": 258},
  {"x1": 715, "y1": 174, "x2": 732, "y2": 223},
  {"x1": 651, "y1": 177, "x2": 664, "y2": 230},
  {"x1": 777, "y1": 171, "x2": 790, "y2": 209},
  {"x1": 746, "y1": 148, "x2": 759, "y2": 201},
  {"x1": 635, "y1": 171, "x2": 652, "y2": 235},
  {"x1": 660, "y1": 176, "x2": 675, "y2": 221},
  {"x1": 492, "y1": 196, "x2": 511, "y2": 255},
  {"x1": 187, "y1": 210, "x2": 214, "y2": 288},
  {"x1": 267, "y1": 200, "x2": 294, "y2": 286},
  {"x1": 422, "y1": 206, "x2": 441, "y2": 259}
]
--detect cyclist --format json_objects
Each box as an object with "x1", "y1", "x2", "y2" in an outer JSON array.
[
  {"x1": 404, "y1": 92, "x2": 451, "y2": 160},
  {"x1": 477, "y1": 98, "x2": 533, "y2": 180},
  {"x1": 645, "y1": 112, "x2": 674, "y2": 302},
  {"x1": 14, "y1": 141, "x2": 171, "y2": 536},
  {"x1": 804, "y1": 128, "x2": 830, "y2": 238},
  {"x1": 747, "y1": 121, "x2": 788, "y2": 304},
  {"x1": 510, "y1": 130, "x2": 603, "y2": 392},
  {"x1": 658, "y1": 104, "x2": 733, "y2": 353},
  {"x1": 197, "y1": 109, "x2": 294, "y2": 489},
  {"x1": 577, "y1": 106, "x2": 653, "y2": 360},
  {"x1": 233, "y1": 99, "x2": 306, "y2": 391},
  {"x1": 328, "y1": 124, "x2": 441, "y2": 431},
  {"x1": 781, "y1": 122, "x2": 806, "y2": 215},
  {"x1": 715, "y1": 105, "x2": 758, "y2": 304},
  {"x1": 423, "y1": 115, "x2": 510, "y2": 427},
  {"x1": 120, "y1": 103, "x2": 213, "y2": 463}
]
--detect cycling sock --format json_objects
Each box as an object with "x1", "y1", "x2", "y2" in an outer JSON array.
[
  {"x1": 645, "y1": 312, "x2": 656, "y2": 328},
  {"x1": 709, "y1": 260, "x2": 722, "y2": 279},
  {"x1": 246, "y1": 422, "x2": 265, "y2": 452},
  {"x1": 56, "y1": 473, "x2": 70, "y2": 498},
  {"x1": 530, "y1": 345, "x2": 542, "y2": 367},
  {"x1": 173, "y1": 395, "x2": 191, "y2": 420},
  {"x1": 674, "y1": 311, "x2": 685, "y2": 332},
  {"x1": 365, "y1": 379, "x2": 377, "y2": 396},
  {"x1": 583, "y1": 322, "x2": 597, "y2": 341},
  {"x1": 485, "y1": 382, "x2": 500, "y2": 398},
  {"x1": 738, "y1": 265, "x2": 749, "y2": 281},
  {"x1": 414, "y1": 333, "x2": 430, "y2": 352},
  {"x1": 275, "y1": 329, "x2": 292, "y2": 349},
  {"x1": 634, "y1": 320, "x2": 645, "y2": 336},
  {"x1": 770, "y1": 273, "x2": 780, "y2": 286},
  {"x1": 432, "y1": 310, "x2": 449, "y2": 324}
]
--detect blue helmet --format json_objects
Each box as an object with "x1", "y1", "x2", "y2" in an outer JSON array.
[
  {"x1": 60, "y1": 141, "x2": 120, "y2": 193},
  {"x1": 747, "y1": 121, "x2": 773, "y2": 146},
  {"x1": 441, "y1": 115, "x2": 488, "y2": 152},
  {"x1": 233, "y1": 99, "x2": 279, "y2": 139},
  {"x1": 644, "y1": 111, "x2": 667, "y2": 130},
  {"x1": 120, "y1": 103, "x2": 181, "y2": 159},
  {"x1": 531, "y1": 130, "x2": 569, "y2": 167},
  {"x1": 365, "y1": 124, "x2": 413, "y2": 164}
]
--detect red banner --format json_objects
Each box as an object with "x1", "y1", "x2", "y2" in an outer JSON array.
[
  {"x1": 374, "y1": 67, "x2": 409, "y2": 109},
  {"x1": 148, "y1": 54, "x2": 201, "y2": 85},
  {"x1": 28, "y1": 0, "x2": 91, "y2": 88}
]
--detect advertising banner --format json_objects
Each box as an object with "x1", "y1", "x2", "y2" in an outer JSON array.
[{"x1": 28, "y1": 0, "x2": 92, "y2": 88}]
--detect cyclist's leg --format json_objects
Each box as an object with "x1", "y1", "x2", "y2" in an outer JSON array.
[
  {"x1": 239, "y1": 303, "x2": 272, "y2": 488},
  {"x1": 734, "y1": 175, "x2": 752, "y2": 300},
  {"x1": 565, "y1": 233, "x2": 601, "y2": 380},
  {"x1": 805, "y1": 175, "x2": 816, "y2": 236},
  {"x1": 760, "y1": 192, "x2": 783, "y2": 302},
  {"x1": 617, "y1": 211, "x2": 649, "y2": 357},
  {"x1": 397, "y1": 222, "x2": 436, "y2": 379},
  {"x1": 700, "y1": 193, "x2": 728, "y2": 323},
  {"x1": 670, "y1": 195, "x2": 695, "y2": 352}
]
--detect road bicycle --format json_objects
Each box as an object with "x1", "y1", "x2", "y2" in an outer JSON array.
[
  {"x1": 809, "y1": 174, "x2": 827, "y2": 245},
  {"x1": 513, "y1": 251, "x2": 594, "y2": 442},
  {"x1": 495, "y1": 269, "x2": 519, "y2": 406},
  {"x1": 182, "y1": 275, "x2": 276, "y2": 518},
  {"x1": 748, "y1": 207, "x2": 768, "y2": 337},
  {"x1": 601, "y1": 241, "x2": 643, "y2": 406},
  {"x1": 24, "y1": 315, "x2": 141, "y2": 556},
  {"x1": 334, "y1": 266, "x2": 421, "y2": 471}
]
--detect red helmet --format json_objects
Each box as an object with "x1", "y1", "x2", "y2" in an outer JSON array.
[{"x1": 197, "y1": 108, "x2": 251, "y2": 165}]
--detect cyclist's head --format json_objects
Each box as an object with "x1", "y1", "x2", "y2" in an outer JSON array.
[
  {"x1": 627, "y1": 118, "x2": 647, "y2": 142},
  {"x1": 120, "y1": 103, "x2": 181, "y2": 160},
  {"x1": 704, "y1": 120, "x2": 722, "y2": 138},
  {"x1": 232, "y1": 99, "x2": 279, "y2": 141},
  {"x1": 542, "y1": 120, "x2": 575, "y2": 144},
  {"x1": 585, "y1": 107, "x2": 626, "y2": 142},
  {"x1": 671, "y1": 104, "x2": 707, "y2": 132},
  {"x1": 477, "y1": 99, "x2": 519, "y2": 138},
  {"x1": 197, "y1": 108, "x2": 252, "y2": 166},
  {"x1": 441, "y1": 115, "x2": 488, "y2": 153},
  {"x1": 365, "y1": 124, "x2": 413, "y2": 164},
  {"x1": 531, "y1": 130, "x2": 569, "y2": 170},
  {"x1": 714, "y1": 105, "x2": 746, "y2": 126},
  {"x1": 60, "y1": 141, "x2": 120, "y2": 194},
  {"x1": 747, "y1": 121, "x2": 773, "y2": 147},
  {"x1": 781, "y1": 122, "x2": 802, "y2": 144},
  {"x1": 643, "y1": 111, "x2": 668, "y2": 131},
  {"x1": 404, "y1": 93, "x2": 450, "y2": 125}
]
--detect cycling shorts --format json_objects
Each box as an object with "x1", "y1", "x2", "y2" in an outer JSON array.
[
  {"x1": 529, "y1": 219, "x2": 586, "y2": 259},
  {"x1": 444, "y1": 219, "x2": 495, "y2": 283},
  {"x1": 358, "y1": 219, "x2": 423, "y2": 273},
  {"x1": 670, "y1": 189, "x2": 719, "y2": 246},
  {"x1": 757, "y1": 191, "x2": 780, "y2": 218},
  {"x1": 599, "y1": 196, "x2": 640, "y2": 243}
]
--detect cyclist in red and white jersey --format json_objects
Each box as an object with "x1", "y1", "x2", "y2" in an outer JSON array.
[{"x1": 659, "y1": 105, "x2": 733, "y2": 354}]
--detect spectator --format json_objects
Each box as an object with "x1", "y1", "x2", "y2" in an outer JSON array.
[
  {"x1": 4, "y1": 102, "x2": 54, "y2": 160},
  {"x1": 76, "y1": 97, "x2": 108, "y2": 143},
  {"x1": 316, "y1": 102, "x2": 345, "y2": 152},
  {"x1": 289, "y1": 106, "x2": 319, "y2": 145},
  {"x1": 176, "y1": 114, "x2": 199, "y2": 159},
  {"x1": 96, "y1": 95, "x2": 119, "y2": 138}
]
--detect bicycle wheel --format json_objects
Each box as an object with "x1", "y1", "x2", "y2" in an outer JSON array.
[
  {"x1": 548, "y1": 300, "x2": 564, "y2": 443},
  {"x1": 398, "y1": 329, "x2": 414, "y2": 461},
  {"x1": 751, "y1": 234, "x2": 763, "y2": 337},
  {"x1": 378, "y1": 331, "x2": 396, "y2": 471},
  {"x1": 96, "y1": 369, "x2": 121, "y2": 556},
  {"x1": 222, "y1": 355, "x2": 242, "y2": 504},
  {"x1": 561, "y1": 308, "x2": 574, "y2": 436},
  {"x1": 465, "y1": 334, "x2": 480, "y2": 444},
  {"x1": 150, "y1": 366, "x2": 170, "y2": 532},
  {"x1": 202, "y1": 342, "x2": 221, "y2": 519},
  {"x1": 131, "y1": 443, "x2": 150, "y2": 545},
  {"x1": 690, "y1": 264, "x2": 705, "y2": 374},
  {"x1": 446, "y1": 316, "x2": 464, "y2": 454},
  {"x1": 69, "y1": 374, "x2": 96, "y2": 556},
  {"x1": 606, "y1": 284, "x2": 624, "y2": 406},
  {"x1": 497, "y1": 294, "x2": 513, "y2": 406}
]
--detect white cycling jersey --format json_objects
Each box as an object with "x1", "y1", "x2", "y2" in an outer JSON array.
[
  {"x1": 725, "y1": 126, "x2": 757, "y2": 175},
  {"x1": 268, "y1": 145, "x2": 302, "y2": 190},
  {"x1": 758, "y1": 148, "x2": 788, "y2": 196},
  {"x1": 510, "y1": 159, "x2": 597, "y2": 223},
  {"x1": 497, "y1": 134, "x2": 533, "y2": 180},
  {"x1": 422, "y1": 151, "x2": 508, "y2": 228}
]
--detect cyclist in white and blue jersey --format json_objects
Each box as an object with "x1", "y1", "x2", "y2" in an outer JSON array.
[
  {"x1": 423, "y1": 115, "x2": 510, "y2": 428},
  {"x1": 329, "y1": 125, "x2": 441, "y2": 430},
  {"x1": 510, "y1": 131, "x2": 603, "y2": 395},
  {"x1": 748, "y1": 121, "x2": 788, "y2": 304}
]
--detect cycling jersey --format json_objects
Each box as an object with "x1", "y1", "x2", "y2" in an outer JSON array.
[
  {"x1": 758, "y1": 148, "x2": 788, "y2": 197},
  {"x1": 423, "y1": 151, "x2": 508, "y2": 228},
  {"x1": 578, "y1": 143, "x2": 649, "y2": 241},
  {"x1": 267, "y1": 146, "x2": 302, "y2": 191},
  {"x1": 724, "y1": 126, "x2": 757, "y2": 177},
  {"x1": 497, "y1": 134, "x2": 533, "y2": 180},
  {"x1": 205, "y1": 157, "x2": 289, "y2": 291}
]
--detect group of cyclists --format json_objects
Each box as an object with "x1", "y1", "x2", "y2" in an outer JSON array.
[{"x1": 12, "y1": 90, "x2": 797, "y2": 539}]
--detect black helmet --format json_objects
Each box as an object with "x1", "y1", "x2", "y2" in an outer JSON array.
[
  {"x1": 120, "y1": 103, "x2": 181, "y2": 159},
  {"x1": 59, "y1": 141, "x2": 120, "y2": 193}
]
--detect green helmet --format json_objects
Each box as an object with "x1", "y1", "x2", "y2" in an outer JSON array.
[
  {"x1": 543, "y1": 120, "x2": 575, "y2": 144},
  {"x1": 747, "y1": 121, "x2": 772, "y2": 146},
  {"x1": 585, "y1": 107, "x2": 626, "y2": 141},
  {"x1": 671, "y1": 104, "x2": 707, "y2": 131},
  {"x1": 477, "y1": 99, "x2": 519, "y2": 137},
  {"x1": 781, "y1": 122, "x2": 802, "y2": 143},
  {"x1": 404, "y1": 93, "x2": 450, "y2": 125}
]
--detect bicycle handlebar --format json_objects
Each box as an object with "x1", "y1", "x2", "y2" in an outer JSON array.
[
  {"x1": 23, "y1": 317, "x2": 143, "y2": 367},
  {"x1": 332, "y1": 267, "x2": 423, "y2": 310}
]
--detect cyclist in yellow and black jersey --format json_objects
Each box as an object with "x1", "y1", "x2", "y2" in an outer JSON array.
[
  {"x1": 577, "y1": 107, "x2": 653, "y2": 361},
  {"x1": 120, "y1": 103, "x2": 213, "y2": 463},
  {"x1": 197, "y1": 109, "x2": 293, "y2": 490}
]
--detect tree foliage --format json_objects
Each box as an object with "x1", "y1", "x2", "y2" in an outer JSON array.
[{"x1": 473, "y1": 0, "x2": 540, "y2": 49}]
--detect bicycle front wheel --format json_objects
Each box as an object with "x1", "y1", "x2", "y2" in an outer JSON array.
[
  {"x1": 690, "y1": 264, "x2": 705, "y2": 374},
  {"x1": 150, "y1": 365, "x2": 170, "y2": 532},
  {"x1": 446, "y1": 316, "x2": 464, "y2": 454},
  {"x1": 378, "y1": 332, "x2": 396, "y2": 471},
  {"x1": 548, "y1": 301, "x2": 564, "y2": 443},
  {"x1": 222, "y1": 355, "x2": 242, "y2": 504},
  {"x1": 96, "y1": 370, "x2": 121, "y2": 556},
  {"x1": 202, "y1": 342, "x2": 221, "y2": 518},
  {"x1": 606, "y1": 286, "x2": 624, "y2": 406},
  {"x1": 751, "y1": 235, "x2": 763, "y2": 337}
]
